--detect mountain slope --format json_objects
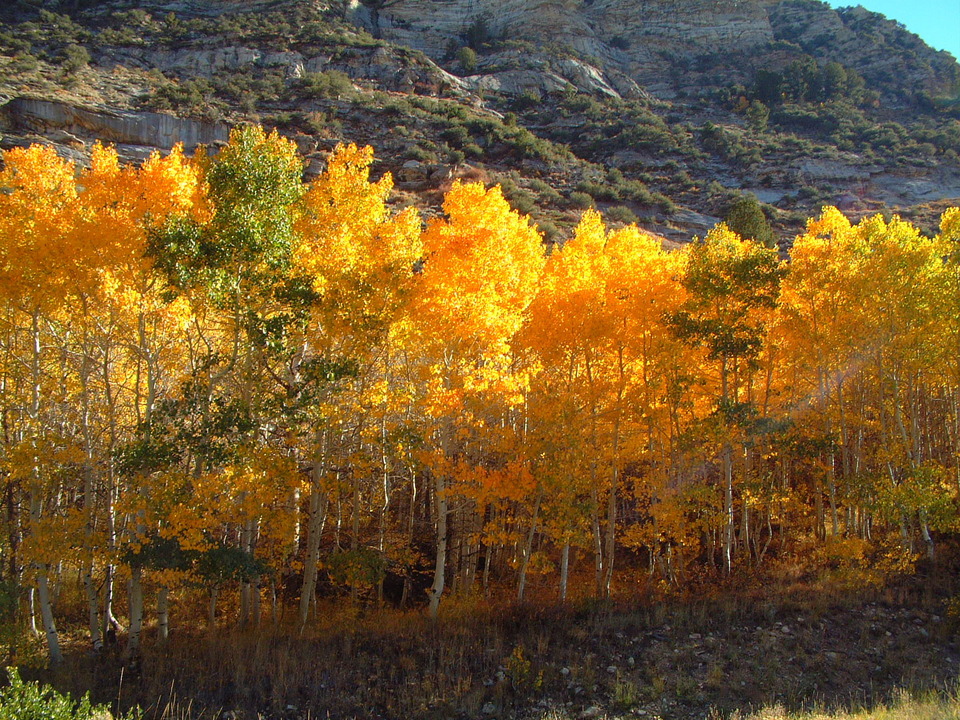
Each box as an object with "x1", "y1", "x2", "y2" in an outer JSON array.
[{"x1": 0, "y1": 0, "x2": 957, "y2": 244}]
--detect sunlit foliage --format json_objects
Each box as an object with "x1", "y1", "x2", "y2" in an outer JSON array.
[{"x1": 0, "y1": 131, "x2": 957, "y2": 664}]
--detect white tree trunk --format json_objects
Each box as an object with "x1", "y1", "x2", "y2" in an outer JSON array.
[
  {"x1": 36, "y1": 571, "x2": 62, "y2": 664},
  {"x1": 427, "y1": 473, "x2": 448, "y2": 619},
  {"x1": 125, "y1": 566, "x2": 144, "y2": 661},
  {"x1": 517, "y1": 489, "x2": 542, "y2": 602},
  {"x1": 27, "y1": 587, "x2": 38, "y2": 637},
  {"x1": 84, "y1": 566, "x2": 103, "y2": 653},
  {"x1": 559, "y1": 542, "x2": 570, "y2": 602},
  {"x1": 298, "y1": 483, "x2": 328, "y2": 631},
  {"x1": 723, "y1": 442, "x2": 734, "y2": 574},
  {"x1": 157, "y1": 586, "x2": 170, "y2": 642}
]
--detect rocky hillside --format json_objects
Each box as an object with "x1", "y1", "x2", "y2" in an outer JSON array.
[
  {"x1": 0, "y1": 0, "x2": 958, "y2": 244},
  {"x1": 355, "y1": 0, "x2": 958, "y2": 102}
]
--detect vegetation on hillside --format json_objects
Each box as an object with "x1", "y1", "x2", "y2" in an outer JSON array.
[{"x1": 0, "y1": 0, "x2": 957, "y2": 240}]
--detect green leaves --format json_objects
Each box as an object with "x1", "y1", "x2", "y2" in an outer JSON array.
[
  {"x1": 0, "y1": 668, "x2": 141, "y2": 720},
  {"x1": 148, "y1": 125, "x2": 306, "y2": 309},
  {"x1": 669, "y1": 224, "x2": 783, "y2": 365}
]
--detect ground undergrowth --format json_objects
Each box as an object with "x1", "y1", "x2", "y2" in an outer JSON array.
[{"x1": 14, "y1": 561, "x2": 960, "y2": 720}]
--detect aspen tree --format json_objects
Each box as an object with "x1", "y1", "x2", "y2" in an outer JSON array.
[
  {"x1": 411, "y1": 182, "x2": 544, "y2": 617},
  {"x1": 669, "y1": 224, "x2": 782, "y2": 573},
  {"x1": 293, "y1": 143, "x2": 421, "y2": 626}
]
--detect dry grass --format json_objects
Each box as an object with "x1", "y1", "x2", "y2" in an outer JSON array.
[
  {"x1": 742, "y1": 688, "x2": 960, "y2": 720},
  {"x1": 532, "y1": 688, "x2": 960, "y2": 720},
  {"x1": 22, "y1": 570, "x2": 960, "y2": 720}
]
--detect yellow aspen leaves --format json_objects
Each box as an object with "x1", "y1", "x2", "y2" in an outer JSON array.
[{"x1": 3, "y1": 129, "x2": 960, "y2": 634}]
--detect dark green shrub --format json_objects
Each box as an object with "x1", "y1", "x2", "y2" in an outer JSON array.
[
  {"x1": 292, "y1": 70, "x2": 353, "y2": 99},
  {"x1": 538, "y1": 220, "x2": 560, "y2": 242},
  {"x1": 569, "y1": 191, "x2": 594, "y2": 209},
  {"x1": 746, "y1": 100, "x2": 769, "y2": 133},
  {"x1": 462, "y1": 16, "x2": 495, "y2": 48},
  {"x1": 499, "y1": 179, "x2": 538, "y2": 215},
  {"x1": 653, "y1": 193, "x2": 676, "y2": 214},
  {"x1": 61, "y1": 43, "x2": 90, "y2": 74},
  {"x1": 607, "y1": 205, "x2": 640, "y2": 225},
  {"x1": 458, "y1": 46, "x2": 477, "y2": 73},
  {"x1": 441, "y1": 124, "x2": 470, "y2": 147},
  {"x1": 405, "y1": 144, "x2": 438, "y2": 163},
  {"x1": 512, "y1": 89, "x2": 542, "y2": 111},
  {"x1": 0, "y1": 32, "x2": 31, "y2": 55},
  {"x1": 528, "y1": 178, "x2": 562, "y2": 204},
  {"x1": 463, "y1": 142, "x2": 484, "y2": 158},
  {"x1": 9, "y1": 53, "x2": 39, "y2": 74},
  {"x1": 724, "y1": 194, "x2": 776, "y2": 247},
  {"x1": 610, "y1": 35, "x2": 630, "y2": 50},
  {"x1": 145, "y1": 78, "x2": 216, "y2": 113}
]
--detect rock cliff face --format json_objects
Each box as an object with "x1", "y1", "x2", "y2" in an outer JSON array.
[
  {"x1": 100, "y1": 43, "x2": 471, "y2": 96},
  {"x1": 347, "y1": 0, "x2": 956, "y2": 99},
  {"x1": 349, "y1": 0, "x2": 775, "y2": 93},
  {"x1": 0, "y1": 97, "x2": 230, "y2": 152}
]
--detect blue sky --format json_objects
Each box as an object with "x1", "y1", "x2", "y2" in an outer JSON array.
[{"x1": 827, "y1": 1, "x2": 960, "y2": 59}]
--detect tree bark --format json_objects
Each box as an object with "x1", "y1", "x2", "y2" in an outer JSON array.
[
  {"x1": 517, "y1": 488, "x2": 542, "y2": 602},
  {"x1": 36, "y1": 571, "x2": 62, "y2": 664},
  {"x1": 124, "y1": 565, "x2": 144, "y2": 662},
  {"x1": 298, "y1": 482, "x2": 328, "y2": 631},
  {"x1": 157, "y1": 585, "x2": 170, "y2": 642},
  {"x1": 559, "y1": 541, "x2": 570, "y2": 602},
  {"x1": 427, "y1": 471, "x2": 448, "y2": 619}
]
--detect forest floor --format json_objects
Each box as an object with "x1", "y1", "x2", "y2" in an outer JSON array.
[{"x1": 22, "y1": 553, "x2": 960, "y2": 720}]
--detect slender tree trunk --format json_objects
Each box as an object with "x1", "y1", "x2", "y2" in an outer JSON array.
[
  {"x1": 723, "y1": 442, "x2": 734, "y2": 573},
  {"x1": 84, "y1": 567, "x2": 102, "y2": 653},
  {"x1": 919, "y1": 511, "x2": 934, "y2": 560},
  {"x1": 27, "y1": 587, "x2": 38, "y2": 637},
  {"x1": 591, "y1": 489, "x2": 603, "y2": 592},
  {"x1": 603, "y1": 356, "x2": 625, "y2": 596},
  {"x1": 125, "y1": 566, "x2": 145, "y2": 661},
  {"x1": 29, "y1": 311, "x2": 62, "y2": 665},
  {"x1": 240, "y1": 517, "x2": 255, "y2": 627},
  {"x1": 298, "y1": 482, "x2": 328, "y2": 631},
  {"x1": 102, "y1": 353, "x2": 122, "y2": 642},
  {"x1": 827, "y1": 454, "x2": 839, "y2": 538},
  {"x1": 559, "y1": 541, "x2": 570, "y2": 602},
  {"x1": 517, "y1": 488, "x2": 542, "y2": 602},
  {"x1": 742, "y1": 494, "x2": 750, "y2": 568},
  {"x1": 585, "y1": 353, "x2": 605, "y2": 593},
  {"x1": 720, "y1": 356, "x2": 734, "y2": 575},
  {"x1": 79, "y1": 328, "x2": 103, "y2": 654},
  {"x1": 450, "y1": 500, "x2": 463, "y2": 595},
  {"x1": 102, "y1": 561, "x2": 121, "y2": 642},
  {"x1": 401, "y1": 462, "x2": 417, "y2": 608},
  {"x1": 427, "y1": 471, "x2": 448, "y2": 619},
  {"x1": 157, "y1": 586, "x2": 170, "y2": 642},
  {"x1": 271, "y1": 580, "x2": 279, "y2": 627},
  {"x1": 37, "y1": 572, "x2": 62, "y2": 664}
]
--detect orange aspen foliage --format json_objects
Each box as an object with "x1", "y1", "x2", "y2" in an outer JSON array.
[{"x1": 0, "y1": 145, "x2": 82, "y2": 308}]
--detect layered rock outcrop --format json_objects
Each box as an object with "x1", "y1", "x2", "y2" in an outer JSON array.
[
  {"x1": 99, "y1": 43, "x2": 470, "y2": 96},
  {"x1": 345, "y1": 0, "x2": 957, "y2": 99},
  {"x1": 347, "y1": 0, "x2": 775, "y2": 94},
  {"x1": 0, "y1": 96, "x2": 229, "y2": 151}
]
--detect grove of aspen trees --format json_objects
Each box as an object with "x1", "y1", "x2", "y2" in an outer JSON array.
[{"x1": 2, "y1": 125, "x2": 959, "y2": 664}]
